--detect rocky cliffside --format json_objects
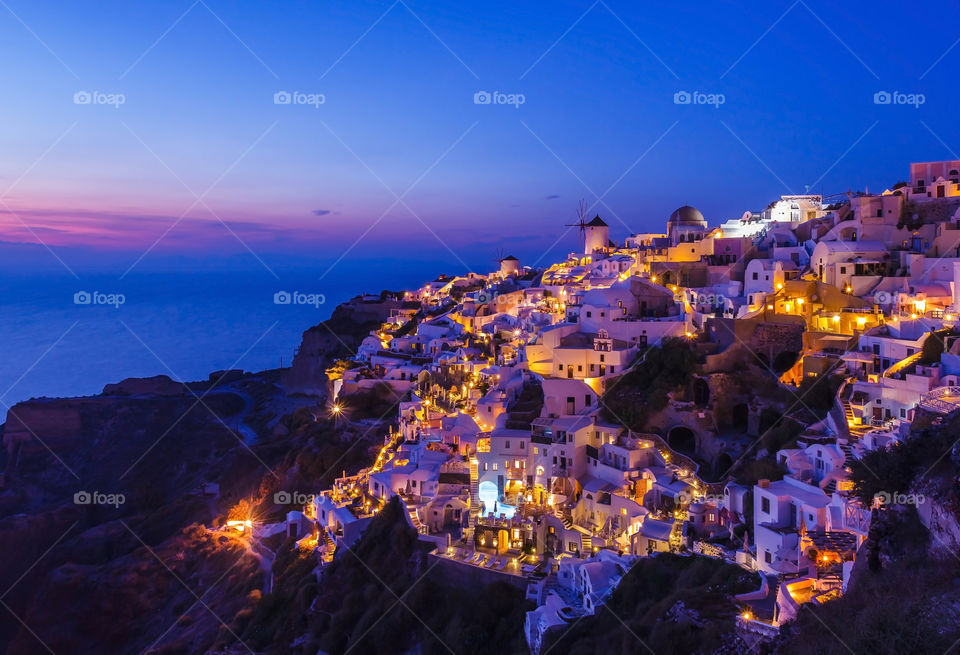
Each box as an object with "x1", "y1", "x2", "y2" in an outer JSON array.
[{"x1": 284, "y1": 294, "x2": 402, "y2": 394}]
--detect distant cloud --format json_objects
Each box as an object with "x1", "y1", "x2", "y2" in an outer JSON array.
[
  {"x1": 545, "y1": 194, "x2": 560, "y2": 200},
  {"x1": 312, "y1": 209, "x2": 332, "y2": 216}
]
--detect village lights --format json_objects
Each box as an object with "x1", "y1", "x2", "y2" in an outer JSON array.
[
  {"x1": 742, "y1": 611, "x2": 753, "y2": 621},
  {"x1": 832, "y1": 315, "x2": 840, "y2": 323},
  {"x1": 776, "y1": 282, "x2": 783, "y2": 290},
  {"x1": 857, "y1": 316, "x2": 866, "y2": 326},
  {"x1": 332, "y1": 403, "x2": 342, "y2": 414}
]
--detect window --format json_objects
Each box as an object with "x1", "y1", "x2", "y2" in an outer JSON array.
[
  {"x1": 585, "y1": 395, "x2": 591, "y2": 407},
  {"x1": 761, "y1": 497, "x2": 770, "y2": 514},
  {"x1": 599, "y1": 354, "x2": 605, "y2": 362},
  {"x1": 610, "y1": 366, "x2": 615, "y2": 373},
  {"x1": 764, "y1": 551, "x2": 772, "y2": 563},
  {"x1": 492, "y1": 463, "x2": 497, "y2": 470},
  {"x1": 752, "y1": 272, "x2": 758, "y2": 280},
  {"x1": 590, "y1": 363, "x2": 596, "y2": 372},
  {"x1": 505, "y1": 440, "x2": 510, "y2": 449},
  {"x1": 520, "y1": 441, "x2": 525, "y2": 449},
  {"x1": 577, "y1": 365, "x2": 583, "y2": 372},
  {"x1": 534, "y1": 447, "x2": 539, "y2": 455},
  {"x1": 840, "y1": 266, "x2": 846, "y2": 274},
  {"x1": 586, "y1": 311, "x2": 592, "y2": 318}
]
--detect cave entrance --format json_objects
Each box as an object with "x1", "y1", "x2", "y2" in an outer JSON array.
[
  {"x1": 732, "y1": 403, "x2": 749, "y2": 430},
  {"x1": 668, "y1": 426, "x2": 697, "y2": 456},
  {"x1": 773, "y1": 351, "x2": 799, "y2": 374},
  {"x1": 693, "y1": 378, "x2": 710, "y2": 406}
]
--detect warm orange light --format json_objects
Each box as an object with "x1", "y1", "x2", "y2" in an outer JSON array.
[{"x1": 832, "y1": 315, "x2": 840, "y2": 323}]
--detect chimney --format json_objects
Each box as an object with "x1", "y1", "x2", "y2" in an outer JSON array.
[{"x1": 758, "y1": 479, "x2": 770, "y2": 489}]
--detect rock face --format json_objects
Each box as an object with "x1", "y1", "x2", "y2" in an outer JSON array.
[
  {"x1": 285, "y1": 295, "x2": 402, "y2": 393},
  {"x1": 102, "y1": 374, "x2": 186, "y2": 396},
  {"x1": 0, "y1": 380, "x2": 271, "y2": 654}
]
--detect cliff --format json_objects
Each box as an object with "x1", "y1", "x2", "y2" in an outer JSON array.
[{"x1": 284, "y1": 293, "x2": 403, "y2": 394}]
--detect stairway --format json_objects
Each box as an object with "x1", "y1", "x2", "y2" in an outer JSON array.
[
  {"x1": 839, "y1": 441, "x2": 856, "y2": 467},
  {"x1": 408, "y1": 506, "x2": 427, "y2": 534},
  {"x1": 469, "y1": 458, "x2": 480, "y2": 527},
  {"x1": 557, "y1": 506, "x2": 573, "y2": 529},
  {"x1": 581, "y1": 533, "x2": 592, "y2": 553},
  {"x1": 842, "y1": 400, "x2": 870, "y2": 439}
]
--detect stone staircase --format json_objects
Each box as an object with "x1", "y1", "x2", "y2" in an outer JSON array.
[
  {"x1": 469, "y1": 458, "x2": 480, "y2": 527},
  {"x1": 842, "y1": 400, "x2": 870, "y2": 439},
  {"x1": 839, "y1": 441, "x2": 856, "y2": 467},
  {"x1": 408, "y1": 506, "x2": 427, "y2": 534}
]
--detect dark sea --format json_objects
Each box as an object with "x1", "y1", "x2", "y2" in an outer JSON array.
[{"x1": 0, "y1": 259, "x2": 445, "y2": 407}]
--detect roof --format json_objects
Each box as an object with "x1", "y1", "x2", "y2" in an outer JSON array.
[
  {"x1": 669, "y1": 205, "x2": 706, "y2": 226},
  {"x1": 641, "y1": 517, "x2": 675, "y2": 541},
  {"x1": 586, "y1": 215, "x2": 608, "y2": 227},
  {"x1": 582, "y1": 477, "x2": 617, "y2": 494},
  {"x1": 804, "y1": 531, "x2": 858, "y2": 553}
]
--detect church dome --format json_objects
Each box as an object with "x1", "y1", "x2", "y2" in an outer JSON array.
[{"x1": 669, "y1": 205, "x2": 706, "y2": 226}]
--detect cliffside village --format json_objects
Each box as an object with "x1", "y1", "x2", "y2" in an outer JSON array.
[{"x1": 275, "y1": 160, "x2": 960, "y2": 652}]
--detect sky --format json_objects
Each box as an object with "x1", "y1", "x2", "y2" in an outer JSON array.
[{"x1": 1, "y1": 0, "x2": 959, "y2": 277}]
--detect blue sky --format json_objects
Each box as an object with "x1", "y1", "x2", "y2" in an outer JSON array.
[{"x1": 1, "y1": 0, "x2": 958, "y2": 275}]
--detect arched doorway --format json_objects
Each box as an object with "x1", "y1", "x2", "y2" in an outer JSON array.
[
  {"x1": 693, "y1": 378, "x2": 710, "y2": 406},
  {"x1": 732, "y1": 403, "x2": 749, "y2": 430},
  {"x1": 668, "y1": 426, "x2": 697, "y2": 455},
  {"x1": 713, "y1": 453, "x2": 734, "y2": 480}
]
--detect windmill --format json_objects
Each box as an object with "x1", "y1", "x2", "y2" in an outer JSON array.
[
  {"x1": 492, "y1": 246, "x2": 506, "y2": 271},
  {"x1": 564, "y1": 199, "x2": 590, "y2": 244}
]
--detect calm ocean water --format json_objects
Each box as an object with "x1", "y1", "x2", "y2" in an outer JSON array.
[{"x1": 0, "y1": 260, "x2": 443, "y2": 407}]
